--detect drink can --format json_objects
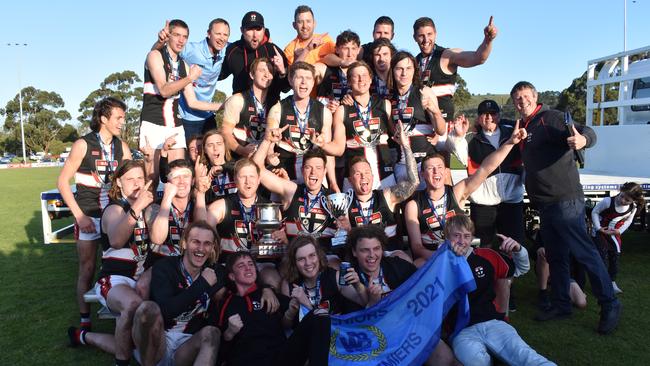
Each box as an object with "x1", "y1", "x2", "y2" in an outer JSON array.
[{"x1": 339, "y1": 262, "x2": 351, "y2": 286}]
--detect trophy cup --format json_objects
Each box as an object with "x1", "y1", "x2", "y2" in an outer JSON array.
[
  {"x1": 254, "y1": 203, "x2": 284, "y2": 259},
  {"x1": 320, "y1": 190, "x2": 353, "y2": 248}
]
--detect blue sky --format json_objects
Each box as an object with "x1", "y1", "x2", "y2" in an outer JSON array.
[{"x1": 2, "y1": 0, "x2": 648, "y2": 125}]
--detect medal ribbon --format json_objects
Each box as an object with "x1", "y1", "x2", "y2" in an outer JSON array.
[
  {"x1": 291, "y1": 97, "x2": 311, "y2": 135},
  {"x1": 96, "y1": 133, "x2": 115, "y2": 184},
  {"x1": 427, "y1": 192, "x2": 447, "y2": 229},
  {"x1": 179, "y1": 260, "x2": 209, "y2": 310},
  {"x1": 301, "y1": 273, "x2": 322, "y2": 308},
  {"x1": 355, "y1": 195, "x2": 375, "y2": 225}
]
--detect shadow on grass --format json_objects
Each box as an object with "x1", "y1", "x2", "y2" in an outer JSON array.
[
  {"x1": 23, "y1": 206, "x2": 75, "y2": 245},
  {"x1": 0, "y1": 210, "x2": 111, "y2": 364}
]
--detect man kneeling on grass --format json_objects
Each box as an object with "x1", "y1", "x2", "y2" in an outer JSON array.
[{"x1": 446, "y1": 215, "x2": 555, "y2": 366}]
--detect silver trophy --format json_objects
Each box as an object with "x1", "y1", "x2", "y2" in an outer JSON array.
[
  {"x1": 320, "y1": 190, "x2": 353, "y2": 248},
  {"x1": 254, "y1": 203, "x2": 284, "y2": 258}
]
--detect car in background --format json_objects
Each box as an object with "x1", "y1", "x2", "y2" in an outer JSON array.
[{"x1": 0, "y1": 157, "x2": 12, "y2": 164}]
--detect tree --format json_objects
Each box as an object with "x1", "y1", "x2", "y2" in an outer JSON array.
[
  {"x1": 212, "y1": 90, "x2": 227, "y2": 128},
  {"x1": 557, "y1": 71, "x2": 618, "y2": 125},
  {"x1": 453, "y1": 74, "x2": 472, "y2": 116},
  {"x1": 57, "y1": 123, "x2": 79, "y2": 143},
  {"x1": 78, "y1": 71, "x2": 143, "y2": 147},
  {"x1": 0, "y1": 86, "x2": 71, "y2": 155}
]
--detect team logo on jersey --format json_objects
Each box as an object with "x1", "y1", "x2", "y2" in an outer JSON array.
[
  {"x1": 211, "y1": 175, "x2": 237, "y2": 196},
  {"x1": 132, "y1": 227, "x2": 149, "y2": 260},
  {"x1": 332, "y1": 82, "x2": 345, "y2": 100},
  {"x1": 298, "y1": 204, "x2": 328, "y2": 234},
  {"x1": 252, "y1": 300, "x2": 263, "y2": 311},
  {"x1": 288, "y1": 125, "x2": 314, "y2": 153},
  {"x1": 353, "y1": 117, "x2": 382, "y2": 145},
  {"x1": 234, "y1": 220, "x2": 255, "y2": 249},
  {"x1": 474, "y1": 266, "x2": 485, "y2": 278},
  {"x1": 91, "y1": 150, "x2": 100, "y2": 156},
  {"x1": 353, "y1": 212, "x2": 382, "y2": 226},
  {"x1": 169, "y1": 226, "x2": 182, "y2": 244},
  {"x1": 248, "y1": 115, "x2": 266, "y2": 141},
  {"x1": 95, "y1": 159, "x2": 118, "y2": 172},
  {"x1": 425, "y1": 209, "x2": 456, "y2": 230},
  {"x1": 392, "y1": 107, "x2": 414, "y2": 124},
  {"x1": 317, "y1": 299, "x2": 331, "y2": 311}
]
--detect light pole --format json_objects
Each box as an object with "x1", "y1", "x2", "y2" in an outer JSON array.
[{"x1": 7, "y1": 42, "x2": 28, "y2": 164}]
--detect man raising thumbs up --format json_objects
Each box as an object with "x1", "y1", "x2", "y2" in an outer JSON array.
[
  {"x1": 510, "y1": 81, "x2": 621, "y2": 335},
  {"x1": 412, "y1": 15, "x2": 497, "y2": 122}
]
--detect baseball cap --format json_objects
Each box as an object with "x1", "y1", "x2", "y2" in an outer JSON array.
[
  {"x1": 242, "y1": 11, "x2": 264, "y2": 29},
  {"x1": 477, "y1": 99, "x2": 500, "y2": 115}
]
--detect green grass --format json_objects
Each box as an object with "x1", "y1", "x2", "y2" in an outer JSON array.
[
  {"x1": 0, "y1": 167, "x2": 112, "y2": 365},
  {"x1": 0, "y1": 167, "x2": 648, "y2": 365}
]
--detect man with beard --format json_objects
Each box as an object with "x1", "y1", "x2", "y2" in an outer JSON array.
[
  {"x1": 360, "y1": 16, "x2": 395, "y2": 65},
  {"x1": 195, "y1": 157, "x2": 290, "y2": 292},
  {"x1": 222, "y1": 58, "x2": 275, "y2": 160},
  {"x1": 412, "y1": 16, "x2": 497, "y2": 122},
  {"x1": 283, "y1": 5, "x2": 335, "y2": 66},
  {"x1": 368, "y1": 38, "x2": 395, "y2": 99},
  {"x1": 155, "y1": 18, "x2": 231, "y2": 137},
  {"x1": 220, "y1": 11, "x2": 290, "y2": 107}
]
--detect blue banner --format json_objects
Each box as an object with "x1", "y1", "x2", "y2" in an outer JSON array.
[{"x1": 329, "y1": 242, "x2": 476, "y2": 366}]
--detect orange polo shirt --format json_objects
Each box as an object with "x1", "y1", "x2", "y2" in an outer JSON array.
[{"x1": 284, "y1": 33, "x2": 336, "y2": 65}]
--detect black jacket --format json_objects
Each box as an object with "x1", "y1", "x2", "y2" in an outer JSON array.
[
  {"x1": 519, "y1": 104, "x2": 596, "y2": 204},
  {"x1": 220, "y1": 32, "x2": 290, "y2": 106}
]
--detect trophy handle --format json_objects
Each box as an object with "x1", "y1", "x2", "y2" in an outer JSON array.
[
  {"x1": 344, "y1": 189, "x2": 354, "y2": 210},
  {"x1": 320, "y1": 195, "x2": 333, "y2": 217}
]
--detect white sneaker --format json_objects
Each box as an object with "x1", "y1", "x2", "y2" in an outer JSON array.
[{"x1": 612, "y1": 281, "x2": 623, "y2": 294}]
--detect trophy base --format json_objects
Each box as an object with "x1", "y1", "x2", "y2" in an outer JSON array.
[
  {"x1": 330, "y1": 234, "x2": 348, "y2": 248},
  {"x1": 250, "y1": 243, "x2": 286, "y2": 260}
]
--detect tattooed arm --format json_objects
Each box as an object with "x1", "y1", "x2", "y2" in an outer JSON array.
[{"x1": 385, "y1": 120, "x2": 419, "y2": 210}]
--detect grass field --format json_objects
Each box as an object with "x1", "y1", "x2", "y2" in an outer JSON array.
[{"x1": 1, "y1": 167, "x2": 649, "y2": 365}]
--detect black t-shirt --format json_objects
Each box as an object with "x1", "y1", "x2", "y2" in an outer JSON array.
[
  {"x1": 215, "y1": 286, "x2": 290, "y2": 366},
  {"x1": 466, "y1": 248, "x2": 514, "y2": 326},
  {"x1": 520, "y1": 104, "x2": 596, "y2": 204},
  {"x1": 151, "y1": 256, "x2": 226, "y2": 333}
]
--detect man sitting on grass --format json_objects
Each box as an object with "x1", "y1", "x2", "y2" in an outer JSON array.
[{"x1": 446, "y1": 215, "x2": 554, "y2": 366}]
